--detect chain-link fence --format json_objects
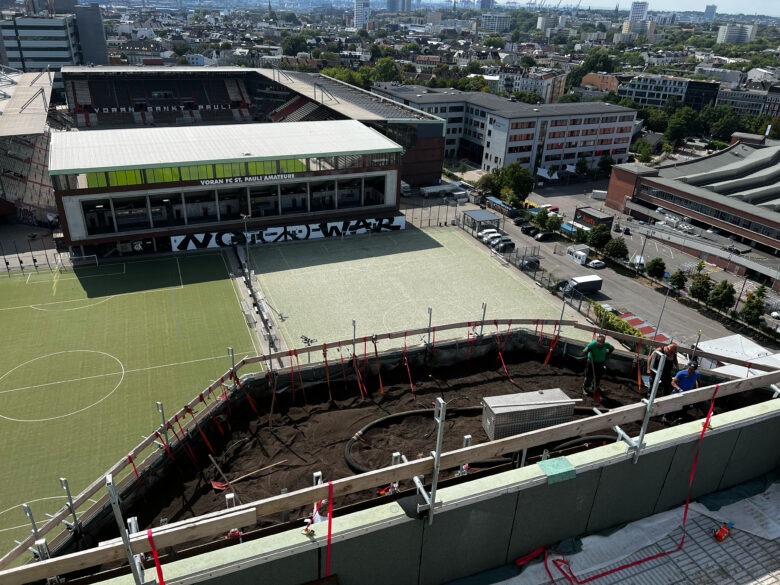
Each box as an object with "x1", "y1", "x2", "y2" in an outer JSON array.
[{"x1": 400, "y1": 198, "x2": 461, "y2": 229}]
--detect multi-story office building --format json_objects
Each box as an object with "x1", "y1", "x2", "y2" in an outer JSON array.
[
  {"x1": 704, "y1": 4, "x2": 717, "y2": 21},
  {"x1": 372, "y1": 84, "x2": 636, "y2": 176},
  {"x1": 716, "y1": 23, "x2": 756, "y2": 45},
  {"x1": 628, "y1": 1, "x2": 649, "y2": 22},
  {"x1": 617, "y1": 74, "x2": 687, "y2": 107},
  {"x1": 74, "y1": 4, "x2": 108, "y2": 66},
  {"x1": 716, "y1": 87, "x2": 767, "y2": 117},
  {"x1": 480, "y1": 13, "x2": 510, "y2": 33},
  {"x1": 354, "y1": 0, "x2": 370, "y2": 30},
  {"x1": 536, "y1": 15, "x2": 557, "y2": 32},
  {"x1": 683, "y1": 80, "x2": 720, "y2": 110},
  {"x1": 763, "y1": 85, "x2": 780, "y2": 118},
  {"x1": 0, "y1": 15, "x2": 80, "y2": 73}
]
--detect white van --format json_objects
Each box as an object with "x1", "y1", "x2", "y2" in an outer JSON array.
[{"x1": 566, "y1": 244, "x2": 590, "y2": 265}]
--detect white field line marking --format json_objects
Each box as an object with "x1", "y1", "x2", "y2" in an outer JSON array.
[
  {"x1": 0, "y1": 353, "x2": 238, "y2": 396},
  {"x1": 25, "y1": 273, "x2": 31, "y2": 285},
  {"x1": 25, "y1": 265, "x2": 127, "y2": 283},
  {"x1": 220, "y1": 252, "x2": 260, "y2": 356},
  {"x1": 176, "y1": 256, "x2": 184, "y2": 288}
]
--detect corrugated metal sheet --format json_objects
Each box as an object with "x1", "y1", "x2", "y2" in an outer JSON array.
[{"x1": 48, "y1": 120, "x2": 402, "y2": 174}]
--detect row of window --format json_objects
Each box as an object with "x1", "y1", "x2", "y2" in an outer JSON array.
[
  {"x1": 80, "y1": 176, "x2": 389, "y2": 236},
  {"x1": 638, "y1": 184, "x2": 779, "y2": 241},
  {"x1": 62, "y1": 153, "x2": 399, "y2": 191}
]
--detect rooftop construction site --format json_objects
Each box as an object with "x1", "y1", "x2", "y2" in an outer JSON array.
[{"x1": 0, "y1": 233, "x2": 779, "y2": 585}]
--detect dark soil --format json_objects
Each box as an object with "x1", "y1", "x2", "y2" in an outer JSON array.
[{"x1": 141, "y1": 353, "x2": 674, "y2": 530}]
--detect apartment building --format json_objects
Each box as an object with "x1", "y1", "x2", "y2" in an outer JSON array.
[
  {"x1": 617, "y1": 73, "x2": 687, "y2": 107},
  {"x1": 372, "y1": 84, "x2": 636, "y2": 177},
  {"x1": 716, "y1": 23, "x2": 756, "y2": 45},
  {"x1": 480, "y1": 13, "x2": 510, "y2": 33},
  {"x1": 483, "y1": 66, "x2": 568, "y2": 103}
]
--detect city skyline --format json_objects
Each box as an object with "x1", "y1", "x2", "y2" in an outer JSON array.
[{"x1": 492, "y1": 1, "x2": 779, "y2": 19}]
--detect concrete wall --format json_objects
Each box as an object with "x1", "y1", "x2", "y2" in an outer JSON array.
[{"x1": 97, "y1": 399, "x2": 780, "y2": 585}]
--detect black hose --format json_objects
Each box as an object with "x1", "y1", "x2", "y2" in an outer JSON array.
[
  {"x1": 344, "y1": 407, "x2": 482, "y2": 474},
  {"x1": 344, "y1": 405, "x2": 611, "y2": 474},
  {"x1": 549, "y1": 434, "x2": 617, "y2": 454}
]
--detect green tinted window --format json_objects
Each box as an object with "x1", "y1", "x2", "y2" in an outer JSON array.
[{"x1": 86, "y1": 173, "x2": 107, "y2": 188}]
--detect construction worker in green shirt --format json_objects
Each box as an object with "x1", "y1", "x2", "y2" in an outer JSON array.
[{"x1": 580, "y1": 334, "x2": 614, "y2": 396}]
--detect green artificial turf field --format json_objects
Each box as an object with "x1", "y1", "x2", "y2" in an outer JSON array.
[{"x1": 0, "y1": 251, "x2": 256, "y2": 556}]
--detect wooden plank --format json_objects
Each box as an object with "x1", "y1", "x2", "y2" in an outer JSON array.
[{"x1": 0, "y1": 508, "x2": 257, "y2": 585}]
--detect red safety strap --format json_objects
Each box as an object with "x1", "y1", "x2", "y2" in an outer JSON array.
[
  {"x1": 402, "y1": 332, "x2": 415, "y2": 393},
  {"x1": 293, "y1": 348, "x2": 306, "y2": 401},
  {"x1": 155, "y1": 432, "x2": 176, "y2": 462},
  {"x1": 172, "y1": 416, "x2": 198, "y2": 466},
  {"x1": 323, "y1": 343, "x2": 333, "y2": 401},
  {"x1": 544, "y1": 326, "x2": 559, "y2": 366},
  {"x1": 219, "y1": 383, "x2": 233, "y2": 417},
  {"x1": 326, "y1": 481, "x2": 334, "y2": 576},
  {"x1": 352, "y1": 355, "x2": 367, "y2": 399},
  {"x1": 362, "y1": 337, "x2": 368, "y2": 379},
  {"x1": 185, "y1": 406, "x2": 215, "y2": 456},
  {"x1": 494, "y1": 334, "x2": 513, "y2": 383},
  {"x1": 127, "y1": 454, "x2": 142, "y2": 492},
  {"x1": 547, "y1": 384, "x2": 722, "y2": 584},
  {"x1": 338, "y1": 342, "x2": 348, "y2": 387},
  {"x1": 288, "y1": 350, "x2": 296, "y2": 401},
  {"x1": 167, "y1": 420, "x2": 181, "y2": 444},
  {"x1": 372, "y1": 337, "x2": 384, "y2": 394},
  {"x1": 198, "y1": 394, "x2": 224, "y2": 435},
  {"x1": 146, "y1": 529, "x2": 166, "y2": 585}
]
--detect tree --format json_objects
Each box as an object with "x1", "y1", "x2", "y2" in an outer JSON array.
[
  {"x1": 546, "y1": 213, "x2": 562, "y2": 233},
  {"x1": 371, "y1": 57, "x2": 399, "y2": 82},
  {"x1": 739, "y1": 285, "x2": 766, "y2": 327},
  {"x1": 708, "y1": 280, "x2": 736, "y2": 312},
  {"x1": 476, "y1": 172, "x2": 501, "y2": 197},
  {"x1": 597, "y1": 154, "x2": 615, "y2": 176},
  {"x1": 534, "y1": 208, "x2": 550, "y2": 229},
  {"x1": 511, "y1": 91, "x2": 544, "y2": 104},
  {"x1": 668, "y1": 270, "x2": 688, "y2": 291},
  {"x1": 587, "y1": 224, "x2": 612, "y2": 250},
  {"x1": 575, "y1": 156, "x2": 589, "y2": 175},
  {"x1": 645, "y1": 257, "x2": 666, "y2": 280},
  {"x1": 603, "y1": 237, "x2": 628, "y2": 260},
  {"x1": 281, "y1": 34, "x2": 308, "y2": 56},
  {"x1": 483, "y1": 35, "x2": 505, "y2": 49},
  {"x1": 498, "y1": 163, "x2": 534, "y2": 203},
  {"x1": 689, "y1": 273, "x2": 714, "y2": 305}
]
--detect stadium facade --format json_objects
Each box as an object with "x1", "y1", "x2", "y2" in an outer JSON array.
[
  {"x1": 49, "y1": 120, "x2": 405, "y2": 256},
  {"x1": 48, "y1": 66, "x2": 447, "y2": 255}
]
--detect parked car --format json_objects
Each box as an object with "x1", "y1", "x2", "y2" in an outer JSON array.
[
  {"x1": 479, "y1": 230, "x2": 502, "y2": 243},
  {"x1": 477, "y1": 228, "x2": 499, "y2": 240},
  {"x1": 534, "y1": 231, "x2": 554, "y2": 241},
  {"x1": 723, "y1": 245, "x2": 741, "y2": 255},
  {"x1": 770, "y1": 311, "x2": 780, "y2": 319},
  {"x1": 613, "y1": 224, "x2": 622, "y2": 232},
  {"x1": 513, "y1": 216, "x2": 528, "y2": 226},
  {"x1": 520, "y1": 225, "x2": 539, "y2": 236},
  {"x1": 623, "y1": 227, "x2": 631, "y2": 235},
  {"x1": 489, "y1": 236, "x2": 513, "y2": 248},
  {"x1": 587, "y1": 259, "x2": 606, "y2": 269},
  {"x1": 520, "y1": 258, "x2": 540, "y2": 271},
  {"x1": 495, "y1": 241, "x2": 515, "y2": 253}
]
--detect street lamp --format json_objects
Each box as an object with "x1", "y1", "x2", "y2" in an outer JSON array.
[{"x1": 240, "y1": 213, "x2": 250, "y2": 268}]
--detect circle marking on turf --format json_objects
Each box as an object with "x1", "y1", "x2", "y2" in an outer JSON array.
[{"x1": 0, "y1": 350, "x2": 125, "y2": 422}]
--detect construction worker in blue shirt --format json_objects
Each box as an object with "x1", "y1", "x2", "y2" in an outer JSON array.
[{"x1": 672, "y1": 361, "x2": 701, "y2": 393}]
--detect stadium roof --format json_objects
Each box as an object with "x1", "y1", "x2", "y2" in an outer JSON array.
[
  {"x1": 61, "y1": 66, "x2": 443, "y2": 124},
  {"x1": 0, "y1": 71, "x2": 54, "y2": 137},
  {"x1": 255, "y1": 70, "x2": 441, "y2": 123},
  {"x1": 48, "y1": 120, "x2": 402, "y2": 174}
]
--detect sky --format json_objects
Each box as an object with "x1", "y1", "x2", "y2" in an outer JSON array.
[
  {"x1": 498, "y1": 1, "x2": 780, "y2": 19},
  {"x1": 600, "y1": 2, "x2": 779, "y2": 18}
]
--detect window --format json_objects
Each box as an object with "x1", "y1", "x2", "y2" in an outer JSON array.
[
  {"x1": 82, "y1": 199, "x2": 114, "y2": 235},
  {"x1": 113, "y1": 196, "x2": 150, "y2": 232}
]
